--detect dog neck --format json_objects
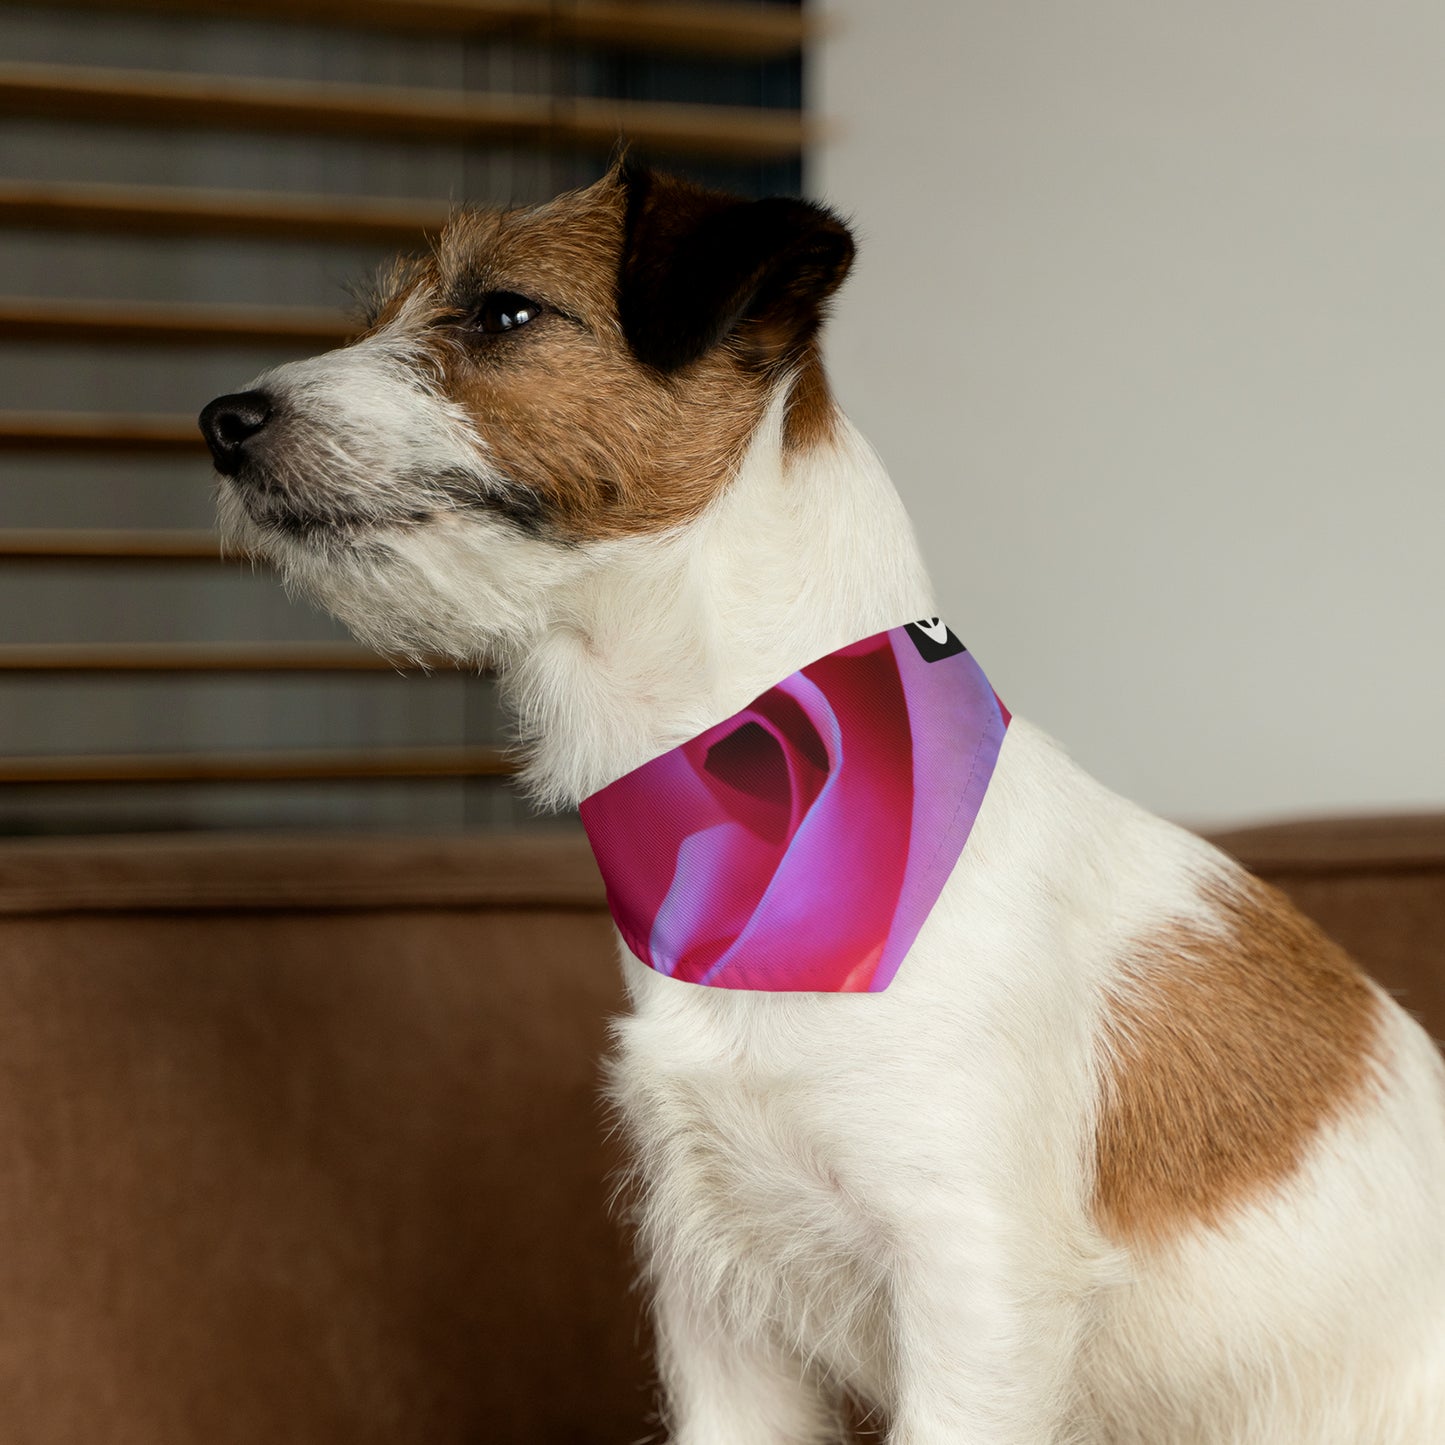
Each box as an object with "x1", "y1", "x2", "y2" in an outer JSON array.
[{"x1": 501, "y1": 391, "x2": 938, "y2": 811}]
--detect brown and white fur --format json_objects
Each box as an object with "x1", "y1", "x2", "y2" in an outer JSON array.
[{"x1": 201, "y1": 163, "x2": 1445, "y2": 1444}]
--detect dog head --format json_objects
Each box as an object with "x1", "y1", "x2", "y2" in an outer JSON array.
[{"x1": 199, "y1": 163, "x2": 855, "y2": 664}]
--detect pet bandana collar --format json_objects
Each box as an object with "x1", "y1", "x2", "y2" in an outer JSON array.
[{"x1": 578, "y1": 620, "x2": 1009, "y2": 993}]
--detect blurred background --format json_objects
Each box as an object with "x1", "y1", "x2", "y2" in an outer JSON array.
[
  {"x1": 2, "y1": 0, "x2": 1442, "y2": 838},
  {"x1": 0, "y1": 0, "x2": 803, "y2": 837},
  {"x1": 819, "y1": 1, "x2": 1445, "y2": 828}
]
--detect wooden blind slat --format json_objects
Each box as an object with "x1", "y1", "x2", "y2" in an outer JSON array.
[
  {"x1": 0, "y1": 62, "x2": 812, "y2": 161},
  {"x1": 545, "y1": 0, "x2": 810, "y2": 57},
  {"x1": 0, "y1": 297, "x2": 353, "y2": 348},
  {"x1": 0, "y1": 643, "x2": 425, "y2": 672},
  {"x1": 0, "y1": 180, "x2": 448, "y2": 244},
  {"x1": 0, "y1": 529, "x2": 227, "y2": 561},
  {"x1": 0, "y1": 12, "x2": 807, "y2": 818},
  {"x1": 0, "y1": 0, "x2": 810, "y2": 58},
  {"x1": 0, "y1": 745, "x2": 513, "y2": 783},
  {"x1": 0, "y1": 410, "x2": 203, "y2": 447},
  {"x1": 0, "y1": 412, "x2": 203, "y2": 452}
]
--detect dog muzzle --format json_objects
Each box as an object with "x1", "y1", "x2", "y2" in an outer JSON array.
[{"x1": 579, "y1": 620, "x2": 1009, "y2": 992}]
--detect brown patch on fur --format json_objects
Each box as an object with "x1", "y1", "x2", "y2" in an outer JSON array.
[
  {"x1": 782, "y1": 343, "x2": 840, "y2": 454},
  {"x1": 1093, "y1": 872, "x2": 1382, "y2": 1247},
  {"x1": 371, "y1": 176, "x2": 774, "y2": 542},
  {"x1": 361, "y1": 169, "x2": 851, "y2": 542}
]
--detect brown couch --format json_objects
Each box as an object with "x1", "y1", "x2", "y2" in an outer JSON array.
[{"x1": 0, "y1": 817, "x2": 1440, "y2": 1443}]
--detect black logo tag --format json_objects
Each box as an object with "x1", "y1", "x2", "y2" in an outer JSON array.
[{"x1": 904, "y1": 618, "x2": 966, "y2": 662}]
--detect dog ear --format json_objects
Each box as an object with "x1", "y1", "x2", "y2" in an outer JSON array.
[{"x1": 617, "y1": 162, "x2": 855, "y2": 375}]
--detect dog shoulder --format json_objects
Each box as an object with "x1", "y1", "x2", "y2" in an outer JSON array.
[{"x1": 1092, "y1": 858, "x2": 1384, "y2": 1248}]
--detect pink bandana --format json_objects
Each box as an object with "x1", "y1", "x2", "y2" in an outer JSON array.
[{"x1": 579, "y1": 620, "x2": 1009, "y2": 992}]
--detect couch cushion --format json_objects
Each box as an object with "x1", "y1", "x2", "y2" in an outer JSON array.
[
  {"x1": 0, "y1": 817, "x2": 1440, "y2": 1443},
  {"x1": 0, "y1": 831, "x2": 648, "y2": 1445}
]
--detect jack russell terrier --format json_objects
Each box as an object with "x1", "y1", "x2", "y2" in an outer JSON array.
[{"x1": 200, "y1": 162, "x2": 1445, "y2": 1444}]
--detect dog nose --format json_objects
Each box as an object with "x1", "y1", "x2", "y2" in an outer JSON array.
[{"x1": 199, "y1": 390, "x2": 273, "y2": 475}]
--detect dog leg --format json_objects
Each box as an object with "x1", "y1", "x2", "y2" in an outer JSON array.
[
  {"x1": 653, "y1": 1276, "x2": 844, "y2": 1445},
  {"x1": 883, "y1": 1237, "x2": 1093, "y2": 1445}
]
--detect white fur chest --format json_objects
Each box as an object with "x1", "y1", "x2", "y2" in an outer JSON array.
[{"x1": 609, "y1": 966, "x2": 899, "y2": 1396}]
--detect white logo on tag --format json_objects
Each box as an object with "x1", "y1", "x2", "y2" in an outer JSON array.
[{"x1": 915, "y1": 618, "x2": 949, "y2": 644}]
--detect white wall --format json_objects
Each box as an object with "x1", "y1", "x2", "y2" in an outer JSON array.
[{"x1": 813, "y1": 1, "x2": 1445, "y2": 828}]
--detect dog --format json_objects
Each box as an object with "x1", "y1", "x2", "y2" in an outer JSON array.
[{"x1": 200, "y1": 161, "x2": 1445, "y2": 1444}]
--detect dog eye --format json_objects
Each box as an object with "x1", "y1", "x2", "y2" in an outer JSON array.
[{"x1": 472, "y1": 291, "x2": 543, "y2": 334}]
